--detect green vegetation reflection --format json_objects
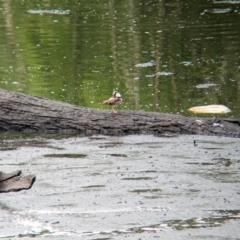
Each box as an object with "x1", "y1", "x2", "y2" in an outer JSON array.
[{"x1": 0, "y1": 0, "x2": 239, "y2": 117}]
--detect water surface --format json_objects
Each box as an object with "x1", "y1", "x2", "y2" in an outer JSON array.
[{"x1": 0, "y1": 0, "x2": 240, "y2": 117}]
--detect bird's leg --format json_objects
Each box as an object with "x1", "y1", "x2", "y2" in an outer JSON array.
[{"x1": 112, "y1": 106, "x2": 118, "y2": 114}]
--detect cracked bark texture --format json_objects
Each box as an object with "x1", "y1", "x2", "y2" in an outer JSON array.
[{"x1": 0, "y1": 88, "x2": 239, "y2": 137}]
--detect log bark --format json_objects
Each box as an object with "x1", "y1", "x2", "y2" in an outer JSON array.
[
  {"x1": 0, "y1": 170, "x2": 36, "y2": 193},
  {"x1": 0, "y1": 88, "x2": 239, "y2": 137}
]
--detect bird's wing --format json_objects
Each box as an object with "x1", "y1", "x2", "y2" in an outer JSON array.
[{"x1": 102, "y1": 97, "x2": 119, "y2": 105}]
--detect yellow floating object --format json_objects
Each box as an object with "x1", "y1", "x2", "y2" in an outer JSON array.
[{"x1": 188, "y1": 104, "x2": 231, "y2": 114}]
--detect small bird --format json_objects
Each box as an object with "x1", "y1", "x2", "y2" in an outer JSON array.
[{"x1": 101, "y1": 91, "x2": 122, "y2": 114}]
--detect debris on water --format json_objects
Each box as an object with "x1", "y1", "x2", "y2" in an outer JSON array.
[
  {"x1": 145, "y1": 74, "x2": 156, "y2": 78},
  {"x1": 196, "y1": 83, "x2": 218, "y2": 88},
  {"x1": 188, "y1": 104, "x2": 231, "y2": 114},
  {"x1": 201, "y1": 8, "x2": 233, "y2": 15},
  {"x1": 135, "y1": 60, "x2": 155, "y2": 67},
  {"x1": 213, "y1": 0, "x2": 240, "y2": 4},
  {"x1": 27, "y1": 9, "x2": 71, "y2": 15},
  {"x1": 180, "y1": 61, "x2": 193, "y2": 66},
  {"x1": 191, "y1": 38, "x2": 202, "y2": 41},
  {"x1": 156, "y1": 71, "x2": 173, "y2": 76},
  {"x1": 156, "y1": 71, "x2": 174, "y2": 76},
  {"x1": 146, "y1": 71, "x2": 174, "y2": 77}
]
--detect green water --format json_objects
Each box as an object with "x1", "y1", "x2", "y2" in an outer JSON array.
[{"x1": 0, "y1": 0, "x2": 240, "y2": 117}]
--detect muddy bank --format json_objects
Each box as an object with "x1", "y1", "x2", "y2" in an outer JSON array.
[
  {"x1": 0, "y1": 88, "x2": 240, "y2": 137},
  {"x1": 0, "y1": 134, "x2": 240, "y2": 239}
]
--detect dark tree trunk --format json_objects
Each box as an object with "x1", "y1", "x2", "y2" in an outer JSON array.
[{"x1": 0, "y1": 88, "x2": 239, "y2": 137}]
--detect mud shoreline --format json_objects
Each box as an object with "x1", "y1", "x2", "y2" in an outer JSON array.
[{"x1": 0, "y1": 134, "x2": 240, "y2": 239}]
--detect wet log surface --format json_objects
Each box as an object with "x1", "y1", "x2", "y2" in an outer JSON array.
[
  {"x1": 0, "y1": 170, "x2": 36, "y2": 193},
  {"x1": 0, "y1": 88, "x2": 239, "y2": 137}
]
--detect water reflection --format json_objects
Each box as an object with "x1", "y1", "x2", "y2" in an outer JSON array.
[{"x1": 0, "y1": 0, "x2": 239, "y2": 117}]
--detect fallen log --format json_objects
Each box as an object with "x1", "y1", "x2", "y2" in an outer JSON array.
[
  {"x1": 0, "y1": 88, "x2": 239, "y2": 137},
  {"x1": 0, "y1": 170, "x2": 36, "y2": 193}
]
